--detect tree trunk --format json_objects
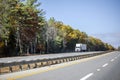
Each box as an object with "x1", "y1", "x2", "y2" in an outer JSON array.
[{"x1": 27, "y1": 45, "x2": 29, "y2": 55}]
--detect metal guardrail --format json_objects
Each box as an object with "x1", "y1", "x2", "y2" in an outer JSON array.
[{"x1": 0, "y1": 51, "x2": 111, "y2": 74}]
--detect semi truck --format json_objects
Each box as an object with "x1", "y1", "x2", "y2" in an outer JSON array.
[{"x1": 75, "y1": 43, "x2": 87, "y2": 52}]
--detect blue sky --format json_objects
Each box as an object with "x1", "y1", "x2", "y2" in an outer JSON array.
[{"x1": 39, "y1": 0, "x2": 120, "y2": 48}]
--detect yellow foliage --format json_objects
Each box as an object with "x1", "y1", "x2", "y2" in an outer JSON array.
[
  {"x1": 0, "y1": 42, "x2": 4, "y2": 48},
  {"x1": 68, "y1": 32, "x2": 77, "y2": 39}
]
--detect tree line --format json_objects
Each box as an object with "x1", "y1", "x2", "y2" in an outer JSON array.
[{"x1": 0, "y1": 0, "x2": 114, "y2": 57}]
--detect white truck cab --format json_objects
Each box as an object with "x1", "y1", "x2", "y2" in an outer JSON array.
[
  {"x1": 75, "y1": 43, "x2": 87, "y2": 52},
  {"x1": 75, "y1": 43, "x2": 82, "y2": 52}
]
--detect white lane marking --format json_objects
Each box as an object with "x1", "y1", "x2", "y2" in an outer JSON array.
[
  {"x1": 80, "y1": 73, "x2": 94, "y2": 80},
  {"x1": 97, "y1": 69, "x2": 101, "y2": 71},
  {"x1": 102, "y1": 63, "x2": 108, "y2": 67},
  {"x1": 111, "y1": 59, "x2": 114, "y2": 62}
]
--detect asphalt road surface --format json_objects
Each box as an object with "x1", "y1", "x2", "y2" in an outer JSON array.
[
  {"x1": 0, "y1": 51, "x2": 102, "y2": 63},
  {"x1": 0, "y1": 51, "x2": 120, "y2": 80},
  {"x1": 18, "y1": 51, "x2": 120, "y2": 80}
]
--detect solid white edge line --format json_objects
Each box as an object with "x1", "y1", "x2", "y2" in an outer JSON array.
[
  {"x1": 102, "y1": 63, "x2": 108, "y2": 67},
  {"x1": 80, "y1": 73, "x2": 94, "y2": 80}
]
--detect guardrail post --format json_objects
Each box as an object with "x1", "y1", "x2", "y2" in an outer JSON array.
[
  {"x1": 34, "y1": 63, "x2": 37, "y2": 68},
  {"x1": 28, "y1": 64, "x2": 30, "y2": 69},
  {"x1": 9, "y1": 66, "x2": 12, "y2": 72},
  {"x1": 19, "y1": 65, "x2": 22, "y2": 70}
]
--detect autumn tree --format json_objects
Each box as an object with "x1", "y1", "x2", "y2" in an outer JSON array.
[
  {"x1": 12, "y1": 0, "x2": 45, "y2": 54},
  {"x1": 0, "y1": 0, "x2": 115, "y2": 57},
  {"x1": 0, "y1": 0, "x2": 20, "y2": 56},
  {"x1": 0, "y1": 0, "x2": 45, "y2": 56}
]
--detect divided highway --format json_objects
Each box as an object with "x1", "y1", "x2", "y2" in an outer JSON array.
[
  {"x1": 0, "y1": 51, "x2": 102, "y2": 63},
  {"x1": 0, "y1": 51, "x2": 120, "y2": 80}
]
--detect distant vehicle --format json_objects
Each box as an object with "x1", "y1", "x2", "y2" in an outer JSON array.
[{"x1": 75, "y1": 43, "x2": 87, "y2": 52}]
